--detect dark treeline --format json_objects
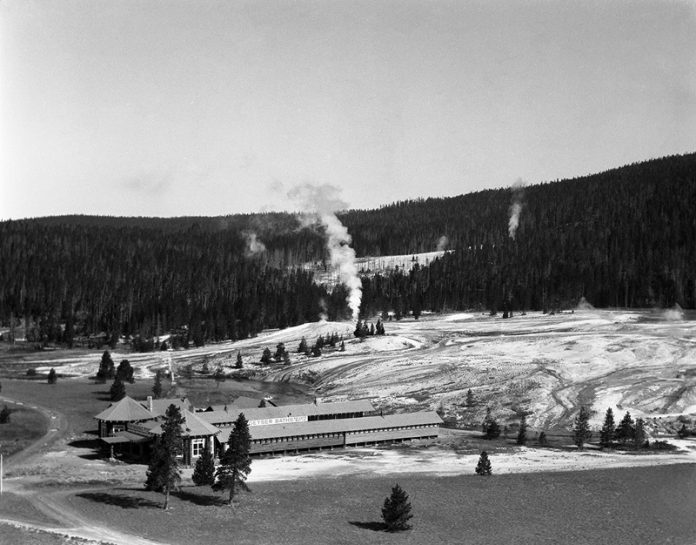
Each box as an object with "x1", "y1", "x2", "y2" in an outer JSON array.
[
  {"x1": 1, "y1": 152, "x2": 695, "y2": 344},
  {"x1": 0, "y1": 222, "x2": 350, "y2": 344},
  {"x1": 358, "y1": 153, "x2": 696, "y2": 313}
]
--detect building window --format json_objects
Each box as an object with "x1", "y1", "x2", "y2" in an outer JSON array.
[{"x1": 192, "y1": 438, "x2": 205, "y2": 457}]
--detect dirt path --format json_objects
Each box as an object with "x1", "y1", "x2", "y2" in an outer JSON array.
[
  {"x1": 0, "y1": 394, "x2": 167, "y2": 545},
  {"x1": 0, "y1": 394, "x2": 69, "y2": 468}
]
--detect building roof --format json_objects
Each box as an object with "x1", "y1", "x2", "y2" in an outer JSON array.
[
  {"x1": 198, "y1": 399, "x2": 376, "y2": 426},
  {"x1": 94, "y1": 396, "x2": 156, "y2": 423},
  {"x1": 148, "y1": 409, "x2": 220, "y2": 438},
  {"x1": 218, "y1": 411, "x2": 443, "y2": 443},
  {"x1": 143, "y1": 397, "x2": 192, "y2": 417},
  {"x1": 100, "y1": 431, "x2": 151, "y2": 444}
]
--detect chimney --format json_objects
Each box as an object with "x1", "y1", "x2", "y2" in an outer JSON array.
[{"x1": 147, "y1": 395, "x2": 153, "y2": 413}]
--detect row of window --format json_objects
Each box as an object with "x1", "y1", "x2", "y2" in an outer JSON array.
[{"x1": 251, "y1": 424, "x2": 435, "y2": 445}]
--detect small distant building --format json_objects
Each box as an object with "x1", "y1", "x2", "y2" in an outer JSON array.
[{"x1": 94, "y1": 396, "x2": 442, "y2": 464}]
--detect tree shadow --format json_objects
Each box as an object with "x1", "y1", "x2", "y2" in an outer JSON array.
[
  {"x1": 348, "y1": 521, "x2": 387, "y2": 532},
  {"x1": 76, "y1": 491, "x2": 160, "y2": 509},
  {"x1": 175, "y1": 489, "x2": 228, "y2": 507}
]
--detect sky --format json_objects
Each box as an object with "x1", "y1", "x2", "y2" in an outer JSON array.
[{"x1": 1, "y1": 0, "x2": 695, "y2": 219}]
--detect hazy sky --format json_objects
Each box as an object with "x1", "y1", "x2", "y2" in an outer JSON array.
[{"x1": 1, "y1": 0, "x2": 695, "y2": 219}]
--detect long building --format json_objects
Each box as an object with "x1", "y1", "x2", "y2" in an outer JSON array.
[{"x1": 95, "y1": 396, "x2": 442, "y2": 464}]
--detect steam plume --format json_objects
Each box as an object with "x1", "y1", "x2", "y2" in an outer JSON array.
[
  {"x1": 288, "y1": 183, "x2": 362, "y2": 320},
  {"x1": 436, "y1": 235, "x2": 449, "y2": 252},
  {"x1": 508, "y1": 179, "x2": 525, "y2": 240},
  {"x1": 243, "y1": 231, "x2": 266, "y2": 257}
]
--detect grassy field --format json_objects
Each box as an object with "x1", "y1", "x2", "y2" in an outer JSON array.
[
  {"x1": 0, "y1": 401, "x2": 48, "y2": 457},
  {"x1": 58, "y1": 464, "x2": 696, "y2": 545},
  {"x1": 0, "y1": 378, "x2": 156, "y2": 439}
]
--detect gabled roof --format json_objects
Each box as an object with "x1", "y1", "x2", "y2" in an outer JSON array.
[
  {"x1": 94, "y1": 396, "x2": 156, "y2": 422},
  {"x1": 142, "y1": 397, "x2": 192, "y2": 417},
  {"x1": 149, "y1": 409, "x2": 220, "y2": 437},
  {"x1": 198, "y1": 399, "x2": 376, "y2": 426},
  {"x1": 218, "y1": 411, "x2": 443, "y2": 442}
]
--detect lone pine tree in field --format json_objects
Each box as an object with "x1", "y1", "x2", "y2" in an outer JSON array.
[
  {"x1": 599, "y1": 408, "x2": 615, "y2": 448},
  {"x1": 192, "y1": 446, "x2": 216, "y2": 486},
  {"x1": 145, "y1": 404, "x2": 184, "y2": 510},
  {"x1": 381, "y1": 484, "x2": 413, "y2": 532},
  {"x1": 110, "y1": 376, "x2": 126, "y2": 401},
  {"x1": 235, "y1": 352, "x2": 243, "y2": 369},
  {"x1": 47, "y1": 368, "x2": 57, "y2": 384},
  {"x1": 475, "y1": 451, "x2": 492, "y2": 475},
  {"x1": 573, "y1": 406, "x2": 592, "y2": 450},
  {"x1": 214, "y1": 413, "x2": 252, "y2": 505},
  {"x1": 516, "y1": 415, "x2": 528, "y2": 445}
]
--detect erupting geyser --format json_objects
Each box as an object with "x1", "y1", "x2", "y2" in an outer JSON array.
[{"x1": 288, "y1": 183, "x2": 363, "y2": 320}]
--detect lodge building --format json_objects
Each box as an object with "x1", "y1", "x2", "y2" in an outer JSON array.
[{"x1": 95, "y1": 395, "x2": 442, "y2": 464}]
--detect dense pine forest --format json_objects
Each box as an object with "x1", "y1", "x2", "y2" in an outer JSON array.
[{"x1": 1, "y1": 152, "x2": 695, "y2": 346}]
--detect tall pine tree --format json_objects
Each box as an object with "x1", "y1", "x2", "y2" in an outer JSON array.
[
  {"x1": 145, "y1": 404, "x2": 185, "y2": 510},
  {"x1": 599, "y1": 408, "x2": 615, "y2": 448},
  {"x1": 213, "y1": 413, "x2": 252, "y2": 505},
  {"x1": 573, "y1": 406, "x2": 591, "y2": 450}
]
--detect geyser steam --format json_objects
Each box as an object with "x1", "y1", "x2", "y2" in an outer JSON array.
[
  {"x1": 288, "y1": 183, "x2": 362, "y2": 320},
  {"x1": 508, "y1": 179, "x2": 525, "y2": 240}
]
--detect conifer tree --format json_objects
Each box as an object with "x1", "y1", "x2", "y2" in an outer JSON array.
[
  {"x1": 283, "y1": 351, "x2": 291, "y2": 365},
  {"x1": 475, "y1": 451, "x2": 492, "y2": 475},
  {"x1": 96, "y1": 350, "x2": 115, "y2": 383},
  {"x1": 214, "y1": 413, "x2": 252, "y2": 505},
  {"x1": 381, "y1": 484, "x2": 413, "y2": 532},
  {"x1": 192, "y1": 446, "x2": 216, "y2": 486},
  {"x1": 633, "y1": 418, "x2": 646, "y2": 448},
  {"x1": 152, "y1": 370, "x2": 163, "y2": 399},
  {"x1": 235, "y1": 352, "x2": 243, "y2": 369},
  {"x1": 0, "y1": 404, "x2": 10, "y2": 424},
  {"x1": 482, "y1": 408, "x2": 500, "y2": 439},
  {"x1": 616, "y1": 411, "x2": 635, "y2": 444},
  {"x1": 538, "y1": 430, "x2": 548, "y2": 446},
  {"x1": 145, "y1": 404, "x2": 184, "y2": 509},
  {"x1": 516, "y1": 415, "x2": 527, "y2": 445},
  {"x1": 599, "y1": 408, "x2": 615, "y2": 448},
  {"x1": 297, "y1": 337, "x2": 307, "y2": 354},
  {"x1": 339, "y1": 340, "x2": 346, "y2": 352},
  {"x1": 110, "y1": 376, "x2": 126, "y2": 401},
  {"x1": 573, "y1": 406, "x2": 591, "y2": 450},
  {"x1": 260, "y1": 347, "x2": 272, "y2": 365},
  {"x1": 116, "y1": 359, "x2": 135, "y2": 383},
  {"x1": 466, "y1": 389, "x2": 475, "y2": 408},
  {"x1": 47, "y1": 368, "x2": 57, "y2": 384}
]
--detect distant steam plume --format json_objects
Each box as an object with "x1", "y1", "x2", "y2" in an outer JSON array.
[
  {"x1": 288, "y1": 183, "x2": 362, "y2": 320},
  {"x1": 243, "y1": 231, "x2": 266, "y2": 257},
  {"x1": 436, "y1": 235, "x2": 449, "y2": 251},
  {"x1": 508, "y1": 179, "x2": 525, "y2": 240},
  {"x1": 663, "y1": 303, "x2": 684, "y2": 321}
]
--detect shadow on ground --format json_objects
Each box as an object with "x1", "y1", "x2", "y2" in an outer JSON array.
[
  {"x1": 348, "y1": 521, "x2": 387, "y2": 532},
  {"x1": 77, "y1": 491, "x2": 161, "y2": 509},
  {"x1": 175, "y1": 489, "x2": 229, "y2": 507}
]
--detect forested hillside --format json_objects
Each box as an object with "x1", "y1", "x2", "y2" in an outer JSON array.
[{"x1": 1, "y1": 152, "x2": 694, "y2": 345}]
